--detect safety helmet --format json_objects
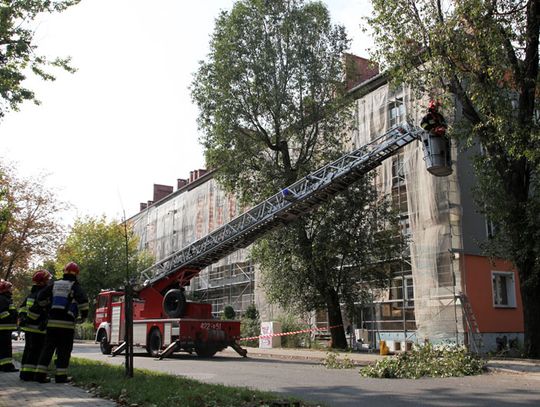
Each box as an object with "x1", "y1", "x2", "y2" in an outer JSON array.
[
  {"x1": 32, "y1": 270, "x2": 51, "y2": 286},
  {"x1": 63, "y1": 261, "x2": 80, "y2": 275},
  {"x1": 428, "y1": 100, "x2": 440, "y2": 111},
  {"x1": 0, "y1": 280, "x2": 13, "y2": 293}
]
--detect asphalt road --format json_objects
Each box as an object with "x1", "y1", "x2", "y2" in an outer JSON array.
[{"x1": 13, "y1": 342, "x2": 540, "y2": 407}]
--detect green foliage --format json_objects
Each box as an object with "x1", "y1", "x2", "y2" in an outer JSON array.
[
  {"x1": 276, "y1": 314, "x2": 310, "y2": 348},
  {"x1": 55, "y1": 216, "x2": 154, "y2": 318},
  {"x1": 323, "y1": 350, "x2": 355, "y2": 369},
  {"x1": 367, "y1": 0, "x2": 540, "y2": 357},
  {"x1": 254, "y1": 179, "x2": 400, "y2": 347},
  {"x1": 244, "y1": 303, "x2": 259, "y2": 320},
  {"x1": 0, "y1": 0, "x2": 80, "y2": 118},
  {"x1": 74, "y1": 321, "x2": 95, "y2": 340},
  {"x1": 240, "y1": 307, "x2": 260, "y2": 347},
  {"x1": 192, "y1": 0, "x2": 400, "y2": 349},
  {"x1": 0, "y1": 162, "x2": 66, "y2": 290},
  {"x1": 222, "y1": 305, "x2": 236, "y2": 320},
  {"x1": 360, "y1": 344, "x2": 485, "y2": 379},
  {"x1": 58, "y1": 357, "x2": 307, "y2": 407},
  {"x1": 191, "y1": 0, "x2": 351, "y2": 204}
]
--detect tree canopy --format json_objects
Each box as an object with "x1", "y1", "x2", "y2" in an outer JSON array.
[
  {"x1": 0, "y1": 0, "x2": 79, "y2": 118},
  {"x1": 54, "y1": 216, "x2": 154, "y2": 318},
  {"x1": 192, "y1": 0, "x2": 399, "y2": 348},
  {"x1": 367, "y1": 0, "x2": 539, "y2": 356},
  {"x1": 0, "y1": 162, "x2": 66, "y2": 285}
]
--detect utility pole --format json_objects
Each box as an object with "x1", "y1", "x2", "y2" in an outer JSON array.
[{"x1": 123, "y1": 213, "x2": 134, "y2": 378}]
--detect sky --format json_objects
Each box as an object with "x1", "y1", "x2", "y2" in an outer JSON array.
[{"x1": 0, "y1": 0, "x2": 373, "y2": 226}]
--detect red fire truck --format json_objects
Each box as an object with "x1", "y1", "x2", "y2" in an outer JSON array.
[
  {"x1": 94, "y1": 281, "x2": 246, "y2": 358},
  {"x1": 93, "y1": 123, "x2": 449, "y2": 360}
]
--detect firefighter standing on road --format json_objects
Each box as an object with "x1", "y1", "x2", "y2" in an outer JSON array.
[
  {"x1": 33, "y1": 262, "x2": 88, "y2": 383},
  {"x1": 0, "y1": 280, "x2": 18, "y2": 372},
  {"x1": 18, "y1": 270, "x2": 52, "y2": 381}
]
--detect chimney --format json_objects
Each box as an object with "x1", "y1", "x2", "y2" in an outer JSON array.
[
  {"x1": 147, "y1": 200, "x2": 154, "y2": 207},
  {"x1": 197, "y1": 169, "x2": 207, "y2": 179},
  {"x1": 177, "y1": 178, "x2": 188, "y2": 190},
  {"x1": 344, "y1": 53, "x2": 379, "y2": 91},
  {"x1": 140, "y1": 202, "x2": 148, "y2": 211},
  {"x1": 153, "y1": 184, "x2": 173, "y2": 202},
  {"x1": 189, "y1": 171, "x2": 195, "y2": 183}
]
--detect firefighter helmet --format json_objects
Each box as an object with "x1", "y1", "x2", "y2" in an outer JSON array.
[
  {"x1": 428, "y1": 99, "x2": 440, "y2": 111},
  {"x1": 0, "y1": 280, "x2": 13, "y2": 293},
  {"x1": 63, "y1": 262, "x2": 80, "y2": 275},
  {"x1": 32, "y1": 270, "x2": 51, "y2": 286}
]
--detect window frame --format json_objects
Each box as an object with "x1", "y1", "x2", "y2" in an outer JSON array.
[{"x1": 491, "y1": 271, "x2": 517, "y2": 308}]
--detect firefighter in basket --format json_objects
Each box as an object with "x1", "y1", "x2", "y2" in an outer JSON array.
[
  {"x1": 0, "y1": 280, "x2": 18, "y2": 372},
  {"x1": 18, "y1": 270, "x2": 52, "y2": 381},
  {"x1": 33, "y1": 262, "x2": 89, "y2": 383},
  {"x1": 421, "y1": 99, "x2": 448, "y2": 137}
]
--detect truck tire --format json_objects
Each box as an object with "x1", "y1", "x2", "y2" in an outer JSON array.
[
  {"x1": 163, "y1": 289, "x2": 186, "y2": 318},
  {"x1": 195, "y1": 344, "x2": 218, "y2": 358},
  {"x1": 146, "y1": 328, "x2": 162, "y2": 357},
  {"x1": 99, "y1": 331, "x2": 112, "y2": 355}
]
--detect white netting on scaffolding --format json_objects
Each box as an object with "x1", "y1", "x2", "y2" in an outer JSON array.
[
  {"x1": 130, "y1": 177, "x2": 250, "y2": 292},
  {"x1": 353, "y1": 83, "x2": 464, "y2": 343}
]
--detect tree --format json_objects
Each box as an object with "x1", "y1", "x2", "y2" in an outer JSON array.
[
  {"x1": 55, "y1": 216, "x2": 154, "y2": 319},
  {"x1": 253, "y1": 179, "x2": 400, "y2": 348},
  {"x1": 192, "y1": 0, "x2": 399, "y2": 348},
  {"x1": 367, "y1": 0, "x2": 540, "y2": 356},
  {"x1": 0, "y1": 162, "x2": 66, "y2": 284},
  {"x1": 0, "y1": 0, "x2": 79, "y2": 118},
  {"x1": 222, "y1": 305, "x2": 236, "y2": 320}
]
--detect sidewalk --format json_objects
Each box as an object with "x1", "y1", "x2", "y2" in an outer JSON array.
[
  {"x1": 0, "y1": 362, "x2": 116, "y2": 407},
  {"x1": 226, "y1": 346, "x2": 540, "y2": 376},
  {"x1": 228, "y1": 346, "x2": 383, "y2": 365}
]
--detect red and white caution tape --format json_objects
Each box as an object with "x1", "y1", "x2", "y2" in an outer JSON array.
[{"x1": 239, "y1": 324, "x2": 343, "y2": 341}]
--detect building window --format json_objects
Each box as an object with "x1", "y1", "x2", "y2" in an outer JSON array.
[
  {"x1": 388, "y1": 98, "x2": 405, "y2": 128},
  {"x1": 492, "y1": 271, "x2": 516, "y2": 308},
  {"x1": 486, "y1": 218, "x2": 499, "y2": 239}
]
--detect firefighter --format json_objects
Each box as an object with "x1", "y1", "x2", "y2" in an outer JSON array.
[
  {"x1": 0, "y1": 280, "x2": 18, "y2": 372},
  {"x1": 420, "y1": 99, "x2": 448, "y2": 137},
  {"x1": 18, "y1": 270, "x2": 51, "y2": 381},
  {"x1": 33, "y1": 262, "x2": 88, "y2": 383}
]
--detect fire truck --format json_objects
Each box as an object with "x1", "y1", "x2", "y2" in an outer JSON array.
[{"x1": 93, "y1": 122, "x2": 451, "y2": 359}]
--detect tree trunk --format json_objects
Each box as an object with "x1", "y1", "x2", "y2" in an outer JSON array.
[
  {"x1": 325, "y1": 287, "x2": 347, "y2": 349},
  {"x1": 519, "y1": 276, "x2": 540, "y2": 358}
]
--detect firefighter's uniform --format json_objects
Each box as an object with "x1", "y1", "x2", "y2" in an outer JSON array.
[
  {"x1": 18, "y1": 284, "x2": 49, "y2": 381},
  {"x1": 0, "y1": 289, "x2": 18, "y2": 372},
  {"x1": 33, "y1": 270, "x2": 88, "y2": 383}
]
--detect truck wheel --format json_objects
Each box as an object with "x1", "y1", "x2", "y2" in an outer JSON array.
[
  {"x1": 146, "y1": 328, "x2": 162, "y2": 357},
  {"x1": 195, "y1": 344, "x2": 218, "y2": 358},
  {"x1": 163, "y1": 289, "x2": 186, "y2": 318},
  {"x1": 99, "y1": 331, "x2": 112, "y2": 355}
]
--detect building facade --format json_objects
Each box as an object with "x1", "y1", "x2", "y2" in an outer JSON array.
[{"x1": 129, "y1": 62, "x2": 524, "y2": 353}]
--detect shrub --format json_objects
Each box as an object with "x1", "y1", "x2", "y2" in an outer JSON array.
[
  {"x1": 240, "y1": 304, "x2": 260, "y2": 347},
  {"x1": 75, "y1": 321, "x2": 95, "y2": 340},
  {"x1": 222, "y1": 305, "x2": 236, "y2": 320},
  {"x1": 276, "y1": 314, "x2": 310, "y2": 348},
  {"x1": 323, "y1": 351, "x2": 355, "y2": 369},
  {"x1": 360, "y1": 343, "x2": 486, "y2": 379}
]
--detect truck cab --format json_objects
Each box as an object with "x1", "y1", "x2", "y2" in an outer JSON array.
[{"x1": 94, "y1": 290, "x2": 123, "y2": 355}]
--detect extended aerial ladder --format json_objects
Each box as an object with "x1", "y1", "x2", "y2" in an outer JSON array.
[
  {"x1": 96, "y1": 121, "x2": 450, "y2": 359},
  {"x1": 136, "y1": 122, "x2": 445, "y2": 293}
]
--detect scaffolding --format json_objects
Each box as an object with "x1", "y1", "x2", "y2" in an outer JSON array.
[{"x1": 352, "y1": 83, "x2": 465, "y2": 345}]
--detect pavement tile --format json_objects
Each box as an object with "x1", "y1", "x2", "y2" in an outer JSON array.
[{"x1": 0, "y1": 364, "x2": 116, "y2": 407}]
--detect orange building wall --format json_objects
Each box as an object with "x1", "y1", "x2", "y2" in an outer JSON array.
[{"x1": 463, "y1": 255, "x2": 524, "y2": 333}]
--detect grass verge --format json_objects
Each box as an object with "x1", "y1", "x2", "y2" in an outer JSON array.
[
  {"x1": 13, "y1": 353, "x2": 309, "y2": 406},
  {"x1": 47, "y1": 357, "x2": 311, "y2": 407}
]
